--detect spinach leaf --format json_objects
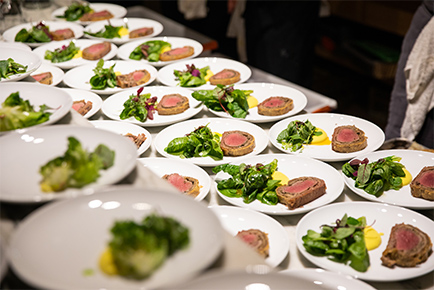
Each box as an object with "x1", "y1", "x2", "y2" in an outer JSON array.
[
  {"x1": 56, "y1": 2, "x2": 93, "y2": 21},
  {"x1": 84, "y1": 24, "x2": 123, "y2": 39},
  {"x1": 276, "y1": 120, "x2": 320, "y2": 151},
  {"x1": 129, "y1": 40, "x2": 171, "y2": 61},
  {"x1": 89, "y1": 59, "x2": 117, "y2": 90},
  {"x1": 0, "y1": 58, "x2": 27, "y2": 79},
  {"x1": 174, "y1": 64, "x2": 209, "y2": 87},
  {"x1": 119, "y1": 87, "x2": 157, "y2": 122},
  {"x1": 44, "y1": 41, "x2": 80, "y2": 63}
]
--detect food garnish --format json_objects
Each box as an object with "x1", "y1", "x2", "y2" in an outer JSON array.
[
  {"x1": 119, "y1": 87, "x2": 157, "y2": 122},
  {"x1": 44, "y1": 41, "x2": 80, "y2": 63},
  {"x1": 129, "y1": 40, "x2": 171, "y2": 62},
  {"x1": 89, "y1": 59, "x2": 117, "y2": 90},
  {"x1": 56, "y1": 2, "x2": 93, "y2": 21},
  {"x1": 277, "y1": 120, "x2": 323, "y2": 152},
  {"x1": 84, "y1": 23, "x2": 124, "y2": 39},
  {"x1": 15, "y1": 21, "x2": 52, "y2": 43},
  {"x1": 173, "y1": 64, "x2": 209, "y2": 87},
  {"x1": 0, "y1": 58, "x2": 27, "y2": 80}
]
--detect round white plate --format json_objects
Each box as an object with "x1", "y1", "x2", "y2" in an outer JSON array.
[
  {"x1": 90, "y1": 120, "x2": 152, "y2": 156},
  {"x1": 214, "y1": 154, "x2": 344, "y2": 215},
  {"x1": 0, "y1": 48, "x2": 41, "y2": 82},
  {"x1": 209, "y1": 205, "x2": 289, "y2": 267},
  {"x1": 32, "y1": 39, "x2": 118, "y2": 70},
  {"x1": 51, "y1": 3, "x2": 127, "y2": 26},
  {"x1": 101, "y1": 86, "x2": 203, "y2": 127},
  {"x1": 154, "y1": 118, "x2": 268, "y2": 166},
  {"x1": 269, "y1": 113, "x2": 385, "y2": 162},
  {"x1": 138, "y1": 157, "x2": 211, "y2": 202},
  {"x1": 62, "y1": 88, "x2": 102, "y2": 119},
  {"x1": 24, "y1": 63, "x2": 65, "y2": 87},
  {"x1": 84, "y1": 18, "x2": 163, "y2": 45},
  {"x1": 117, "y1": 36, "x2": 204, "y2": 67},
  {"x1": 2, "y1": 21, "x2": 84, "y2": 48},
  {"x1": 63, "y1": 60, "x2": 158, "y2": 95},
  {"x1": 8, "y1": 186, "x2": 224, "y2": 290},
  {"x1": 342, "y1": 149, "x2": 434, "y2": 209},
  {"x1": 0, "y1": 82, "x2": 72, "y2": 134},
  {"x1": 157, "y1": 57, "x2": 252, "y2": 89},
  {"x1": 0, "y1": 125, "x2": 137, "y2": 203},
  {"x1": 0, "y1": 41, "x2": 31, "y2": 51},
  {"x1": 207, "y1": 83, "x2": 307, "y2": 123},
  {"x1": 295, "y1": 201, "x2": 434, "y2": 281}
]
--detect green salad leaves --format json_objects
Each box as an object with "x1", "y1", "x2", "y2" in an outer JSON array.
[
  {"x1": 277, "y1": 120, "x2": 322, "y2": 151},
  {"x1": 39, "y1": 136, "x2": 115, "y2": 192},
  {"x1": 89, "y1": 59, "x2": 117, "y2": 90},
  {"x1": 192, "y1": 85, "x2": 252, "y2": 118},
  {"x1": 120, "y1": 87, "x2": 158, "y2": 122},
  {"x1": 302, "y1": 214, "x2": 370, "y2": 272},
  {"x1": 129, "y1": 40, "x2": 171, "y2": 62},
  {"x1": 174, "y1": 64, "x2": 209, "y2": 87},
  {"x1": 213, "y1": 159, "x2": 281, "y2": 205},
  {"x1": 164, "y1": 124, "x2": 223, "y2": 160},
  {"x1": 0, "y1": 92, "x2": 51, "y2": 131},
  {"x1": 84, "y1": 24, "x2": 123, "y2": 39},
  {"x1": 44, "y1": 41, "x2": 80, "y2": 63},
  {"x1": 342, "y1": 156, "x2": 405, "y2": 197},
  {"x1": 56, "y1": 2, "x2": 93, "y2": 21},
  {"x1": 15, "y1": 21, "x2": 52, "y2": 43},
  {"x1": 0, "y1": 58, "x2": 27, "y2": 80}
]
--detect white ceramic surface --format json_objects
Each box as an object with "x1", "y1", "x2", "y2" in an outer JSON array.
[
  {"x1": 295, "y1": 201, "x2": 434, "y2": 281},
  {"x1": 8, "y1": 186, "x2": 224, "y2": 290},
  {"x1": 0, "y1": 237, "x2": 6, "y2": 284},
  {"x1": 0, "y1": 41, "x2": 31, "y2": 51},
  {"x1": 51, "y1": 3, "x2": 127, "y2": 25},
  {"x1": 268, "y1": 113, "x2": 385, "y2": 162},
  {"x1": 25, "y1": 63, "x2": 65, "y2": 86},
  {"x1": 0, "y1": 48, "x2": 41, "y2": 82},
  {"x1": 214, "y1": 154, "x2": 344, "y2": 215},
  {"x1": 63, "y1": 88, "x2": 102, "y2": 119},
  {"x1": 154, "y1": 118, "x2": 268, "y2": 166}
]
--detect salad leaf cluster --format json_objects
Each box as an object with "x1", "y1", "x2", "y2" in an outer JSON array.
[
  {"x1": 302, "y1": 214, "x2": 370, "y2": 272},
  {"x1": 15, "y1": 21, "x2": 52, "y2": 43},
  {"x1": 213, "y1": 159, "x2": 281, "y2": 205},
  {"x1": 89, "y1": 59, "x2": 117, "y2": 90},
  {"x1": 56, "y1": 2, "x2": 93, "y2": 21},
  {"x1": 277, "y1": 120, "x2": 322, "y2": 152},
  {"x1": 108, "y1": 213, "x2": 190, "y2": 280},
  {"x1": 129, "y1": 40, "x2": 171, "y2": 62},
  {"x1": 192, "y1": 85, "x2": 251, "y2": 118},
  {"x1": 0, "y1": 58, "x2": 27, "y2": 80},
  {"x1": 39, "y1": 136, "x2": 115, "y2": 192},
  {"x1": 173, "y1": 64, "x2": 209, "y2": 87},
  {"x1": 44, "y1": 41, "x2": 80, "y2": 63},
  {"x1": 0, "y1": 92, "x2": 51, "y2": 131},
  {"x1": 342, "y1": 155, "x2": 405, "y2": 197},
  {"x1": 84, "y1": 24, "x2": 123, "y2": 39},
  {"x1": 120, "y1": 87, "x2": 157, "y2": 122},
  {"x1": 164, "y1": 124, "x2": 223, "y2": 160}
]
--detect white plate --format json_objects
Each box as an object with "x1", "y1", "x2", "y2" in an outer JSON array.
[
  {"x1": 101, "y1": 86, "x2": 203, "y2": 127},
  {"x1": 117, "y1": 36, "x2": 204, "y2": 67},
  {"x1": 0, "y1": 125, "x2": 137, "y2": 203},
  {"x1": 84, "y1": 18, "x2": 163, "y2": 45},
  {"x1": 0, "y1": 41, "x2": 31, "y2": 51},
  {"x1": 0, "y1": 82, "x2": 72, "y2": 134},
  {"x1": 269, "y1": 113, "x2": 385, "y2": 162},
  {"x1": 62, "y1": 88, "x2": 102, "y2": 119},
  {"x1": 24, "y1": 63, "x2": 65, "y2": 87},
  {"x1": 138, "y1": 157, "x2": 211, "y2": 202},
  {"x1": 51, "y1": 3, "x2": 127, "y2": 26},
  {"x1": 209, "y1": 205, "x2": 289, "y2": 267},
  {"x1": 8, "y1": 186, "x2": 224, "y2": 290},
  {"x1": 2, "y1": 21, "x2": 84, "y2": 48},
  {"x1": 63, "y1": 60, "x2": 158, "y2": 95},
  {"x1": 214, "y1": 154, "x2": 344, "y2": 215},
  {"x1": 154, "y1": 118, "x2": 268, "y2": 166},
  {"x1": 207, "y1": 83, "x2": 307, "y2": 123},
  {"x1": 0, "y1": 48, "x2": 41, "y2": 82},
  {"x1": 342, "y1": 149, "x2": 434, "y2": 209},
  {"x1": 295, "y1": 201, "x2": 434, "y2": 281},
  {"x1": 90, "y1": 120, "x2": 152, "y2": 156},
  {"x1": 157, "y1": 57, "x2": 252, "y2": 89},
  {"x1": 32, "y1": 39, "x2": 118, "y2": 69}
]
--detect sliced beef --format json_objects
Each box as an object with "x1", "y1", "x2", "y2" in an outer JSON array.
[
  {"x1": 79, "y1": 10, "x2": 114, "y2": 22},
  {"x1": 124, "y1": 133, "x2": 147, "y2": 148},
  {"x1": 72, "y1": 100, "x2": 93, "y2": 116},
  {"x1": 410, "y1": 166, "x2": 434, "y2": 201},
  {"x1": 381, "y1": 223, "x2": 432, "y2": 268},
  {"x1": 257, "y1": 96, "x2": 294, "y2": 116},
  {"x1": 31, "y1": 71, "x2": 52, "y2": 85},
  {"x1": 82, "y1": 41, "x2": 111, "y2": 60},
  {"x1": 162, "y1": 173, "x2": 200, "y2": 197},
  {"x1": 331, "y1": 125, "x2": 367, "y2": 153},
  {"x1": 156, "y1": 94, "x2": 189, "y2": 115},
  {"x1": 276, "y1": 176, "x2": 326, "y2": 210},
  {"x1": 220, "y1": 130, "x2": 255, "y2": 156},
  {"x1": 159, "y1": 46, "x2": 194, "y2": 61},
  {"x1": 235, "y1": 229, "x2": 269, "y2": 258},
  {"x1": 129, "y1": 27, "x2": 154, "y2": 38},
  {"x1": 116, "y1": 69, "x2": 151, "y2": 88},
  {"x1": 209, "y1": 69, "x2": 240, "y2": 85},
  {"x1": 50, "y1": 28, "x2": 75, "y2": 41}
]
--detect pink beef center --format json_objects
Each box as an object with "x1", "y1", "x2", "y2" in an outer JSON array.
[
  {"x1": 224, "y1": 133, "x2": 247, "y2": 146},
  {"x1": 283, "y1": 179, "x2": 316, "y2": 193},
  {"x1": 213, "y1": 70, "x2": 234, "y2": 79},
  {"x1": 53, "y1": 29, "x2": 70, "y2": 34},
  {"x1": 91, "y1": 10, "x2": 110, "y2": 17},
  {"x1": 72, "y1": 102, "x2": 84, "y2": 111},
  {"x1": 31, "y1": 73, "x2": 48, "y2": 81},
  {"x1": 162, "y1": 96, "x2": 182, "y2": 107},
  {"x1": 132, "y1": 71, "x2": 145, "y2": 81},
  {"x1": 135, "y1": 27, "x2": 151, "y2": 33},
  {"x1": 168, "y1": 47, "x2": 190, "y2": 55},
  {"x1": 239, "y1": 233, "x2": 259, "y2": 245},
  {"x1": 395, "y1": 229, "x2": 420, "y2": 251},
  {"x1": 419, "y1": 171, "x2": 434, "y2": 188},
  {"x1": 87, "y1": 43, "x2": 107, "y2": 53},
  {"x1": 336, "y1": 128, "x2": 359, "y2": 143},
  {"x1": 167, "y1": 174, "x2": 192, "y2": 192},
  {"x1": 263, "y1": 98, "x2": 285, "y2": 108}
]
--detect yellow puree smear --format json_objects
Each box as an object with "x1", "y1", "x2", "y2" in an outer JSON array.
[
  {"x1": 73, "y1": 50, "x2": 82, "y2": 59},
  {"x1": 99, "y1": 247, "x2": 118, "y2": 276},
  {"x1": 247, "y1": 95, "x2": 258, "y2": 109},
  {"x1": 204, "y1": 70, "x2": 214, "y2": 82},
  {"x1": 310, "y1": 128, "x2": 331, "y2": 146},
  {"x1": 272, "y1": 171, "x2": 289, "y2": 185},
  {"x1": 401, "y1": 168, "x2": 412, "y2": 186},
  {"x1": 364, "y1": 226, "x2": 383, "y2": 251},
  {"x1": 118, "y1": 27, "x2": 129, "y2": 36}
]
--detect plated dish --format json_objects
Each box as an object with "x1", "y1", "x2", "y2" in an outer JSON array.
[
  {"x1": 117, "y1": 36, "x2": 203, "y2": 67},
  {"x1": 8, "y1": 186, "x2": 224, "y2": 290},
  {"x1": 84, "y1": 18, "x2": 163, "y2": 45},
  {"x1": 138, "y1": 157, "x2": 211, "y2": 202},
  {"x1": 0, "y1": 41, "x2": 31, "y2": 51},
  {"x1": 213, "y1": 154, "x2": 344, "y2": 215},
  {"x1": 101, "y1": 86, "x2": 203, "y2": 127},
  {"x1": 157, "y1": 57, "x2": 252, "y2": 89},
  {"x1": 295, "y1": 201, "x2": 434, "y2": 281},
  {"x1": 90, "y1": 120, "x2": 152, "y2": 156},
  {"x1": 63, "y1": 60, "x2": 158, "y2": 95},
  {"x1": 24, "y1": 63, "x2": 65, "y2": 86},
  {"x1": 268, "y1": 113, "x2": 385, "y2": 162},
  {"x1": 51, "y1": 3, "x2": 127, "y2": 25},
  {"x1": 0, "y1": 48, "x2": 41, "y2": 82},
  {"x1": 63, "y1": 88, "x2": 103, "y2": 119},
  {"x1": 0, "y1": 125, "x2": 137, "y2": 203}
]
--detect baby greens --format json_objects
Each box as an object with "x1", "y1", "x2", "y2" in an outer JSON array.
[
  {"x1": 119, "y1": 87, "x2": 157, "y2": 122},
  {"x1": 277, "y1": 120, "x2": 322, "y2": 152},
  {"x1": 0, "y1": 58, "x2": 27, "y2": 80},
  {"x1": 129, "y1": 40, "x2": 171, "y2": 62},
  {"x1": 164, "y1": 124, "x2": 223, "y2": 160},
  {"x1": 173, "y1": 64, "x2": 209, "y2": 87},
  {"x1": 302, "y1": 213, "x2": 370, "y2": 272},
  {"x1": 15, "y1": 21, "x2": 52, "y2": 43},
  {"x1": 84, "y1": 24, "x2": 123, "y2": 39},
  {"x1": 44, "y1": 41, "x2": 80, "y2": 63},
  {"x1": 56, "y1": 2, "x2": 93, "y2": 21},
  {"x1": 213, "y1": 159, "x2": 281, "y2": 205},
  {"x1": 89, "y1": 59, "x2": 117, "y2": 90},
  {"x1": 342, "y1": 155, "x2": 405, "y2": 197},
  {"x1": 192, "y1": 85, "x2": 251, "y2": 119}
]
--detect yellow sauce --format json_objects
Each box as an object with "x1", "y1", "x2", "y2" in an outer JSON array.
[
  {"x1": 364, "y1": 226, "x2": 383, "y2": 251},
  {"x1": 401, "y1": 168, "x2": 412, "y2": 186},
  {"x1": 272, "y1": 171, "x2": 289, "y2": 185},
  {"x1": 214, "y1": 132, "x2": 222, "y2": 138},
  {"x1": 115, "y1": 71, "x2": 122, "y2": 76},
  {"x1": 118, "y1": 27, "x2": 129, "y2": 36},
  {"x1": 73, "y1": 50, "x2": 82, "y2": 59},
  {"x1": 99, "y1": 247, "x2": 118, "y2": 276},
  {"x1": 204, "y1": 69, "x2": 214, "y2": 82},
  {"x1": 246, "y1": 95, "x2": 259, "y2": 109},
  {"x1": 160, "y1": 46, "x2": 171, "y2": 54},
  {"x1": 310, "y1": 128, "x2": 331, "y2": 146}
]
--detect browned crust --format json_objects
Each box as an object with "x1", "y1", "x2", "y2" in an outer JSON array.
[
  {"x1": 73, "y1": 100, "x2": 93, "y2": 116},
  {"x1": 162, "y1": 174, "x2": 200, "y2": 197},
  {"x1": 79, "y1": 10, "x2": 114, "y2": 22},
  {"x1": 257, "y1": 96, "x2": 294, "y2": 116},
  {"x1": 220, "y1": 130, "x2": 255, "y2": 156},
  {"x1": 209, "y1": 69, "x2": 240, "y2": 85},
  {"x1": 116, "y1": 69, "x2": 151, "y2": 88},
  {"x1": 129, "y1": 27, "x2": 154, "y2": 38},
  {"x1": 235, "y1": 229, "x2": 270, "y2": 258},
  {"x1": 159, "y1": 46, "x2": 194, "y2": 61},
  {"x1": 124, "y1": 133, "x2": 147, "y2": 148},
  {"x1": 50, "y1": 28, "x2": 75, "y2": 41},
  {"x1": 331, "y1": 125, "x2": 367, "y2": 153},
  {"x1": 410, "y1": 166, "x2": 434, "y2": 201},
  {"x1": 32, "y1": 72, "x2": 53, "y2": 85},
  {"x1": 82, "y1": 42, "x2": 111, "y2": 60},
  {"x1": 156, "y1": 94, "x2": 189, "y2": 115},
  {"x1": 276, "y1": 177, "x2": 326, "y2": 210}
]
